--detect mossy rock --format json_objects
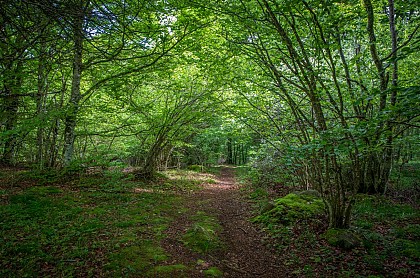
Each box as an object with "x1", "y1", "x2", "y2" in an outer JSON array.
[
  {"x1": 274, "y1": 193, "x2": 324, "y2": 214},
  {"x1": 253, "y1": 193, "x2": 324, "y2": 225},
  {"x1": 324, "y1": 229, "x2": 362, "y2": 250},
  {"x1": 260, "y1": 201, "x2": 276, "y2": 214}
]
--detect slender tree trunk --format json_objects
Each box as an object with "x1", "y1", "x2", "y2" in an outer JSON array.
[
  {"x1": 48, "y1": 73, "x2": 67, "y2": 168},
  {"x1": 388, "y1": 0, "x2": 398, "y2": 107},
  {"x1": 63, "y1": 3, "x2": 84, "y2": 166},
  {"x1": 379, "y1": 0, "x2": 399, "y2": 193},
  {"x1": 363, "y1": 0, "x2": 388, "y2": 107},
  {"x1": 359, "y1": 0, "x2": 395, "y2": 194},
  {"x1": 2, "y1": 93, "x2": 19, "y2": 164},
  {"x1": 36, "y1": 36, "x2": 48, "y2": 168},
  {"x1": 227, "y1": 137, "x2": 233, "y2": 164}
]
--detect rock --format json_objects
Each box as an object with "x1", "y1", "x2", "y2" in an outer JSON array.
[{"x1": 324, "y1": 229, "x2": 362, "y2": 250}]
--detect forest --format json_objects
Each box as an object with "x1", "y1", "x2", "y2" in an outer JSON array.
[{"x1": 1, "y1": 0, "x2": 419, "y2": 277}]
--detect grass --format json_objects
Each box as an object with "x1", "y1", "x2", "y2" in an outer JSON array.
[{"x1": 0, "y1": 168, "x2": 208, "y2": 277}]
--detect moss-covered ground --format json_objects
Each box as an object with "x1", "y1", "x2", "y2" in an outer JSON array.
[{"x1": 0, "y1": 167, "x2": 218, "y2": 277}]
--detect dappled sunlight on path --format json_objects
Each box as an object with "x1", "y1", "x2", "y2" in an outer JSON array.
[{"x1": 161, "y1": 166, "x2": 287, "y2": 277}]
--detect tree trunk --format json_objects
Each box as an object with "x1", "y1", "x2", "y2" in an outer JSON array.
[
  {"x1": 1, "y1": 93, "x2": 19, "y2": 164},
  {"x1": 138, "y1": 135, "x2": 166, "y2": 179},
  {"x1": 36, "y1": 36, "x2": 48, "y2": 169},
  {"x1": 63, "y1": 3, "x2": 84, "y2": 166},
  {"x1": 227, "y1": 137, "x2": 233, "y2": 164}
]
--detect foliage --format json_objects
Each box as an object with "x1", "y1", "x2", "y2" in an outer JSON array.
[
  {"x1": 219, "y1": 0, "x2": 419, "y2": 228},
  {"x1": 1, "y1": 0, "x2": 419, "y2": 274}
]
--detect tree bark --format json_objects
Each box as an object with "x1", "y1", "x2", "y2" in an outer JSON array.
[
  {"x1": 36, "y1": 35, "x2": 48, "y2": 168},
  {"x1": 63, "y1": 2, "x2": 85, "y2": 166}
]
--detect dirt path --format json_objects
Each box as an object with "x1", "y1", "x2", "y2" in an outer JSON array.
[{"x1": 162, "y1": 167, "x2": 287, "y2": 277}]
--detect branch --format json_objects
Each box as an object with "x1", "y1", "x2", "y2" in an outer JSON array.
[
  {"x1": 81, "y1": 23, "x2": 191, "y2": 102},
  {"x1": 381, "y1": 24, "x2": 420, "y2": 62},
  {"x1": 0, "y1": 90, "x2": 60, "y2": 98}
]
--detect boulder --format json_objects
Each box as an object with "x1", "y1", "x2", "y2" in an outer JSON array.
[{"x1": 324, "y1": 229, "x2": 363, "y2": 250}]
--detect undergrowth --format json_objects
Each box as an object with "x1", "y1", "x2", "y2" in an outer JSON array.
[{"x1": 243, "y1": 162, "x2": 420, "y2": 277}]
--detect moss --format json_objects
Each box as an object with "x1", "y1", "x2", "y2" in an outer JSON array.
[
  {"x1": 294, "y1": 189, "x2": 321, "y2": 198},
  {"x1": 107, "y1": 241, "x2": 168, "y2": 273},
  {"x1": 392, "y1": 224, "x2": 420, "y2": 240},
  {"x1": 113, "y1": 220, "x2": 137, "y2": 228},
  {"x1": 151, "y1": 264, "x2": 188, "y2": 276},
  {"x1": 324, "y1": 229, "x2": 362, "y2": 250},
  {"x1": 204, "y1": 267, "x2": 223, "y2": 277},
  {"x1": 274, "y1": 193, "x2": 324, "y2": 214},
  {"x1": 250, "y1": 187, "x2": 269, "y2": 200},
  {"x1": 187, "y1": 165, "x2": 204, "y2": 172},
  {"x1": 253, "y1": 192, "x2": 324, "y2": 226},
  {"x1": 182, "y1": 211, "x2": 223, "y2": 254},
  {"x1": 0, "y1": 172, "x2": 187, "y2": 277},
  {"x1": 205, "y1": 178, "x2": 217, "y2": 184},
  {"x1": 26, "y1": 186, "x2": 62, "y2": 195}
]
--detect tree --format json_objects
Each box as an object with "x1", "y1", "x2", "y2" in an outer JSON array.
[
  {"x1": 218, "y1": 0, "x2": 419, "y2": 228},
  {"x1": 57, "y1": 0, "x2": 194, "y2": 166},
  {"x1": 0, "y1": 1, "x2": 51, "y2": 165},
  {"x1": 125, "y1": 63, "x2": 221, "y2": 178},
  {"x1": 0, "y1": 0, "x2": 198, "y2": 166}
]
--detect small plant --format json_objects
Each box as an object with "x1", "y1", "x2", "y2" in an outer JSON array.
[{"x1": 204, "y1": 266, "x2": 223, "y2": 277}]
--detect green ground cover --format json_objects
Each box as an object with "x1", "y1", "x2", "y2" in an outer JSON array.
[{"x1": 0, "y1": 168, "x2": 216, "y2": 277}]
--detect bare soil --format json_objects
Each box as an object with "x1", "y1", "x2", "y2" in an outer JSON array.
[{"x1": 161, "y1": 167, "x2": 288, "y2": 277}]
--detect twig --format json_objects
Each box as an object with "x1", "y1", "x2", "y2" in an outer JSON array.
[
  {"x1": 238, "y1": 227, "x2": 248, "y2": 234},
  {"x1": 221, "y1": 260, "x2": 248, "y2": 274}
]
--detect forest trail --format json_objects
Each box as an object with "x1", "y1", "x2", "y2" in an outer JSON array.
[{"x1": 161, "y1": 167, "x2": 287, "y2": 277}]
